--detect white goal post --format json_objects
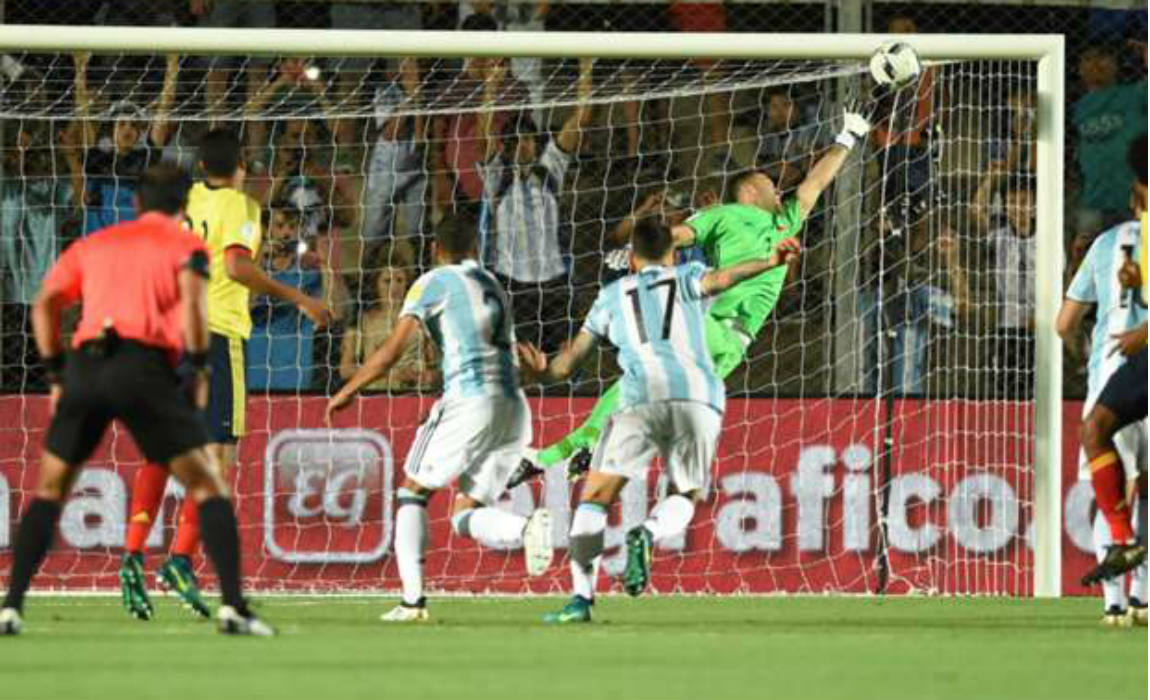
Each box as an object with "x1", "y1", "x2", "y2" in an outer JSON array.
[{"x1": 0, "y1": 26, "x2": 1065, "y2": 597}]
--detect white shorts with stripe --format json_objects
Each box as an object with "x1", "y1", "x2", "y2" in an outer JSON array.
[
  {"x1": 403, "y1": 393, "x2": 531, "y2": 504},
  {"x1": 592, "y1": 400, "x2": 722, "y2": 494}
]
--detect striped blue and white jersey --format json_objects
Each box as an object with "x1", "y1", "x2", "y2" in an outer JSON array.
[
  {"x1": 583, "y1": 262, "x2": 724, "y2": 414},
  {"x1": 1066, "y1": 219, "x2": 1147, "y2": 400},
  {"x1": 400, "y1": 259, "x2": 521, "y2": 400}
]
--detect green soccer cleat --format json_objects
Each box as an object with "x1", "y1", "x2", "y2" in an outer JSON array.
[
  {"x1": 119, "y1": 553, "x2": 154, "y2": 621},
  {"x1": 543, "y1": 596, "x2": 593, "y2": 624},
  {"x1": 623, "y1": 526, "x2": 654, "y2": 597},
  {"x1": 158, "y1": 556, "x2": 211, "y2": 619}
]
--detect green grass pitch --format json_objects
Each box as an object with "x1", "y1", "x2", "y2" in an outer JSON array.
[{"x1": 3, "y1": 596, "x2": 1145, "y2": 700}]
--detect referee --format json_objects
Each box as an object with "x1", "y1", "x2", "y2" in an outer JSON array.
[{"x1": 0, "y1": 164, "x2": 272, "y2": 637}]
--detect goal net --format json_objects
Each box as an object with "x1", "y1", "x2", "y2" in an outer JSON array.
[{"x1": 0, "y1": 33, "x2": 1066, "y2": 596}]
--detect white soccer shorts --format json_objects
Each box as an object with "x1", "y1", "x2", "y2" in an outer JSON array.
[
  {"x1": 403, "y1": 393, "x2": 532, "y2": 504},
  {"x1": 591, "y1": 400, "x2": 722, "y2": 494}
]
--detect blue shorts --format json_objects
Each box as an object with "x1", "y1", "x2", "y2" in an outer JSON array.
[{"x1": 206, "y1": 333, "x2": 247, "y2": 444}]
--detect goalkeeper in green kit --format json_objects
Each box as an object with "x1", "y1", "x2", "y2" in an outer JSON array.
[{"x1": 507, "y1": 103, "x2": 873, "y2": 488}]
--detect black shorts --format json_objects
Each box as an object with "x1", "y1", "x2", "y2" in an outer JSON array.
[
  {"x1": 45, "y1": 340, "x2": 210, "y2": 466},
  {"x1": 206, "y1": 333, "x2": 247, "y2": 444},
  {"x1": 1097, "y1": 347, "x2": 1148, "y2": 428}
]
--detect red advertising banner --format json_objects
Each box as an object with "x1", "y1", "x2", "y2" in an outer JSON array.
[{"x1": 0, "y1": 395, "x2": 1109, "y2": 595}]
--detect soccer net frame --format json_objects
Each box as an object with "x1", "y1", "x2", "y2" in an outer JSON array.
[{"x1": 0, "y1": 26, "x2": 1066, "y2": 597}]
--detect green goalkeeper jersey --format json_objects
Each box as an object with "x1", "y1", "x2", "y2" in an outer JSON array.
[{"x1": 684, "y1": 199, "x2": 805, "y2": 336}]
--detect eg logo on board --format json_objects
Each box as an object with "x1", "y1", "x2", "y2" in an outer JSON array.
[{"x1": 263, "y1": 429, "x2": 393, "y2": 563}]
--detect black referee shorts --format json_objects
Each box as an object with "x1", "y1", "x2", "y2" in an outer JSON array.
[
  {"x1": 1097, "y1": 347, "x2": 1148, "y2": 428},
  {"x1": 45, "y1": 339, "x2": 210, "y2": 466}
]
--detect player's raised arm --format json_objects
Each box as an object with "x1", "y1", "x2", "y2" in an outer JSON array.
[
  {"x1": 326, "y1": 315, "x2": 422, "y2": 423},
  {"x1": 224, "y1": 248, "x2": 331, "y2": 328},
  {"x1": 699, "y1": 237, "x2": 802, "y2": 297},
  {"x1": 795, "y1": 104, "x2": 871, "y2": 217},
  {"x1": 555, "y1": 57, "x2": 594, "y2": 154}
]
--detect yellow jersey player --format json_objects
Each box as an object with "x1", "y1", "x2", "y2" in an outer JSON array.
[{"x1": 119, "y1": 129, "x2": 330, "y2": 620}]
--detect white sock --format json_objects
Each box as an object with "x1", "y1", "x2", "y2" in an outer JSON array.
[
  {"x1": 396, "y1": 500, "x2": 429, "y2": 606},
  {"x1": 643, "y1": 494, "x2": 695, "y2": 543},
  {"x1": 1131, "y1": 498, "x2": 1147, "y2": 605},
  {"x1": 454, "y1": 507, "x2": 527, "y2": 549},
  {"x1": 1094, "y1": 511, "x2": 1125, "y2": 610},
  {"x1": 569, "y1": 503, "x2": 607, "y2": 600}
]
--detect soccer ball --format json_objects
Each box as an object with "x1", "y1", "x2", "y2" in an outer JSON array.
[{"x1": 869, "y1": 41, "x2": 922, "y2": 88}]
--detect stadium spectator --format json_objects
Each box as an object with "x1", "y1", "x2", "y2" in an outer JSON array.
[
  {"x1": 191, "y1": 0, "x2": 276, "y2": 116},
  {"x1": 858, "y1": 195, "x2": 972, "y2": 396},
  {"x1": 0, "y1": 122, "x2": 82, "y2": 390},
  {"x1": 244, "y1": 57, "x2": 345, "y2": 177},
  {"x1": 429, "y1": 13, "x2": 528, "y2": 212},
  {"x1": 972, "y1": 163, "x2": 1037, "y2": 398},
  {"x1": 988, "y1": 90, "x2": 1036, "y2": 175},
  {"x1": 871, "y1": 14, "x2": 939, "y2": 207},
  {"x1": 247, "y1": 205, "x2": 346, "y2": 390},
  {"x1": 339, "y1": 246, "x2": 438, "y2": 392},
  {"x1": 755, "y1": 90, "x2": 823, "y2": 191},
  {"x1": 666, "y1": 0, "x2": 730, "y2": 174},
  {"x1": 1070, "y1": 43, "x2": 1147, "y2": 238},
  {"x1": 329, "y1": 2, "x2": 422, "y2": 144},
  {"x1": 72, "y1": 51, "x2": 179, "y2": 234},
  {"x1": 477, "y1": 57, "x2": 592, "y2": 351},
  {"x1": 361, "y1": 58, "x2": 428, "y2": 245}
]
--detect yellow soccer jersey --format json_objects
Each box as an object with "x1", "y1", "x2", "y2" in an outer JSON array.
[{"x1": 186, "y1": 182, "x2": 262, "y2": 339}]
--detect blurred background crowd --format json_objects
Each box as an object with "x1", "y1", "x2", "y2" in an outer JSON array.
[{"x1": 0, "y1": 0, "x2": 1144, "y2": 401}]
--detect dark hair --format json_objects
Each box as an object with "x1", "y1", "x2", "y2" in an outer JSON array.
[
  {"x1": 137, "y1": 163, "x2": 191, "y2": 215},
  {"x1": 631, "y1": 215, "x2": 672, "y2": 262},
  {"x1": 724, "y1": 168, "x2": 764, "y2": 203},
  {"x1": 501, "y1": 111, "x2": 546, "y2": 156},
  {"x1": 461, "y1": 12, "x2": 498, "y2": 32},
  {"x1": 1128, "y1": 133, "x2": 1147, "y2": 187},
  {"x1": 198, "y1": 128, "x2": 243, "y2": 178},
  {"x1": 435, "y1": 214, "x2": 477, "y2": 256}
]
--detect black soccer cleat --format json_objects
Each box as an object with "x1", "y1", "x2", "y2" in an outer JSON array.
[
  {"x1": 506, "y1": 458, "x2": 545, "y2": 490},
  {"x1": 566, "y1": 448, "x2": 593, "y2": 482},
  {"x1": 218, "y1": 604, "x2": 276, "y2": 637},
  {"x1": 1081, "y1": 543, "x2": 1147, "y2": 586}
]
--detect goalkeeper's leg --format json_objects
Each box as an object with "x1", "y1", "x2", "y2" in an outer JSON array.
[
  {"x1": 536, "y1": 382, "x2": 623, "y2": 468},
  {"x1": 532, "y1": 315, "x2": 746, "y2": 473}
]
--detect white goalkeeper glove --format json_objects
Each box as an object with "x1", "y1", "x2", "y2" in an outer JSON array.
[
  {"x1": 604, "y1": 246, "x2": 631, "y2": 272},
  {"x1": 835, "y1": 106, "x2": 872, "y2": 150}
]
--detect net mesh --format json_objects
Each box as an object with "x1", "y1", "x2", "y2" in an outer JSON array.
[{"x1": 0, "y1": 46, "x2": 1044, "y2": 595}]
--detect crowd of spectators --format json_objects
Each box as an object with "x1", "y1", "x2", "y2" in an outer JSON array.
[{"x1": 0, "y1": 2, "x2": 1144, "y2": 400}]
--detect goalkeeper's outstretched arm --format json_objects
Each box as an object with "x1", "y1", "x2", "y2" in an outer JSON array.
[
  {"x1": 795, "y1": 106, "x2": 872, "y2": 217},
  {"x1": 699, "y1": 238, "x2": 802, "y2": 296}
]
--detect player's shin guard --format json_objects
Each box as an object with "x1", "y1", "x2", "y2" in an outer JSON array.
[
  {"x1": 1090, "y1": 452, "x2": 1136, "y2": 543},
  {"x1": 452, "y1": 507, "x2": 526, "y2": 548},
  {"x1": 643, "y1": 494, "x2": 695, "y2": 543},
  {"x1": 396, "y1": 489, "x2": 429, "y2": 606},
  {"x1": 197, "y1": 497, "x2": 244, "y2": 610},
  {"x1": 125, "y1": 463, "x2": 168, "y2": 553},
  {"x1": 1094, "y1": 511, "x2": 1126, "y2": 611},
  {"x1": 2, "y1": 499, "x2": 62, "y2": 611},
  {"x1": 569, "y1": 502, "x2": 607, "y2": 600},
  {"x1": 170, "y1": 496, "x2": 201, "y2": 558}
]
